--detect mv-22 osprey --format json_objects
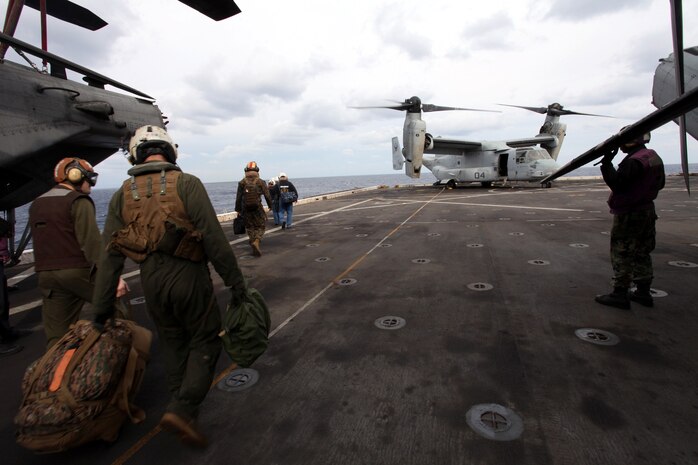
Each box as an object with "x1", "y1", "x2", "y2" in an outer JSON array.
[{"x1": 355, "y1": 96, "x2": 607, "y2": 188}]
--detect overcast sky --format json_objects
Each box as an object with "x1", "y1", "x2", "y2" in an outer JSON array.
[{"x1": 3, "y1": 0, "x2": 697, "y2": 188}]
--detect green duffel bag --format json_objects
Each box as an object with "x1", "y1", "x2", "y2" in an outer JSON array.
[{"x1": 219, "y1": 287, "x2": 271, "y2": 368}]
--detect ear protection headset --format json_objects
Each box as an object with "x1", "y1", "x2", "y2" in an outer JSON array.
[{"x1": 54, "y1": 158, "x2": 98, "y2": 186}]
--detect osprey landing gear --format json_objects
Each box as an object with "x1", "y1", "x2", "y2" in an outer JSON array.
[{"x1": 446, "y1": 179, "x2": 457, "y2": 189}]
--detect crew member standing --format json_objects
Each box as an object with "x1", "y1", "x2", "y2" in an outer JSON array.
[
  {"x1": 235, "y1": 162, "x2": 272, "y2": 256},
  {"x1": 92, "y1": 125, "x2": 248, "y2": 448},
  {"x1": 29, "y1": 158, "x2": 127, "y2": 348},
  {"x1": 595, "y1": 129, "x2": 665, "y2": 310}
]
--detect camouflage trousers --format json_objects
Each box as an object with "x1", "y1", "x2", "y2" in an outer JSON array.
[
  {"x1": 243, "y1": 208, "x2": 268, "y2": 243},
  {"x1": 609, "y1": 208, "x2": 657, "y2": 288}
]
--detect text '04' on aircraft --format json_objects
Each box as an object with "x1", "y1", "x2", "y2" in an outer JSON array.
[
  {"x1": 542, "y1": 0, "x2": 698, "y2": 194},
  {"x1": 352, "y1": 96, "x2": 610, "y2": 189},
  {"x1": 0, "y1": 0, "x2": 241, "y2": 262}
]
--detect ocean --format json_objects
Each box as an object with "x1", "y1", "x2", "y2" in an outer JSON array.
[{"x1": 7, "y1": 165, "x2": 696, "y2": 246}]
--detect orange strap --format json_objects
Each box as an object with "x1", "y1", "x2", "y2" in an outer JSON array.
[{"x1": 49, "y1": 348, "x2": 76, "y2": 392}]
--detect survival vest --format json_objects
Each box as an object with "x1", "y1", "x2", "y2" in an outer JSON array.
[
  {"x1": 108, "y1": 170, "x2": 205, "y2": 263},
  {"x1": 607, "y1": 148, "x2": 665, "y2": 214},
  {"x1": 242, "y1": 177, "x2": 263, "y2": 212},
  {"x1": 29, "y1": 188, "x2": 94, "y2": 271}
]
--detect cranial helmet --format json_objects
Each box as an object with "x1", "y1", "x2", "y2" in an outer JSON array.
[
  {"x1": 620, "y1": 125, "x2": 651, "y2": 146},
  {"x1": 128, "y1": 125, "x2": 178, "y2": 165},
  {"x1": 53, "y1": 157, "x2": 98, "y2": 186},
  {"x1": 245, "y1": 161, "x2": 259, "y2": 172},
  {"x1": 279, "y1": 172, "x2": 287, "y2": 179}
]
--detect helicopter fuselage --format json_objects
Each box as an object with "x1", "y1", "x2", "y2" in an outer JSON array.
[
  {"x1": 423, "y1": 145, "x2": 559, "y2": 185},
  {"x1": 0, "y1": 59, "x2": 164, "y2": 211}
]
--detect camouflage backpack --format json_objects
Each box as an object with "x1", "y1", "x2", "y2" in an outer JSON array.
[
  {"x1": 242, "y1": 177, "x2": 262, "y2": 212},
  {"x1": 15, "y1": 320, "x2": 152, "y2": 453}
]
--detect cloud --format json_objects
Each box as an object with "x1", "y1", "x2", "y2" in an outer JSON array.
[{"x1": 545, "y1": 0, "x2": 653, "y2": 21}]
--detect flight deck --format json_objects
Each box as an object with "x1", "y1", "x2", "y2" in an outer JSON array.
[{"x1": 2, "y1": 177, "x2": 697, "y2": 465}]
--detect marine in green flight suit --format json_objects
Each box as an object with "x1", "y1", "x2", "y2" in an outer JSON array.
[{"x1": 91, "y1": 126, "x2": 246, "y2": 448}]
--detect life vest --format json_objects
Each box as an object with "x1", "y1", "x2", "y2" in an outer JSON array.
[{"x1": 108, "y1": 170, "x2": 204, "y2": 263}]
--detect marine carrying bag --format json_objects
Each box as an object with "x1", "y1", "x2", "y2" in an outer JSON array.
[
  {"x1": 219, "y1": 287, "x2": 271, "y2": 368},
  {"x1": 15, "y1": 320, "x2": 152, "y2": 453}
]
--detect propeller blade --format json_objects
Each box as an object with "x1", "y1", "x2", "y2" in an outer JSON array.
[
  {"x1": 499, "y1": 103, "x2": 612, "y2": 118},
  {"x1": 349, "y1": 104, "x2": 412, "y2": 111},
  {"x1": 351, "y1": 97, "x2": 497, "y2": 113},
  {"x1": 670, "y1": 0, "x2": 690, "y2": 193},
  {"x1": 24, "y1": 0, "x2": 107, "y2": 31},
  {"x1": 422, "y1": 104, "x2": 499, "y2": 113},
  {"x1": 177, "y1": 0, "x2": 242, "y2": 21},
  {"x1": 499, "y1": 104, "x2": 548, "y2": 114},
  {"x1": 540, "y1": 86, "x2": 698, "y2": 185}
]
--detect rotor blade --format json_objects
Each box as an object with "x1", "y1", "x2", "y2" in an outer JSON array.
[
  {"x1": 670, "y1": 0, "x2": 690, "y2": 193},
  {"x1": 24, "y1": 0, "x2": 107, "y2": 31},
  {"x1": 499, "y1": 104, "x2": 548, "y2": 114},
  {"x1": 422, "y1": 104, "x2": 499, "y2": 113},
  {"x1": 555, "y1": 109, "x2": 613, "y2": 118},
  {"x1": 679, "y1": 116, "x2": 690, "y2": 195},
  {"x1": 499, "y1": 103, "x2": 612, "y2": 117},
  {"x1": 349, "y1": 104, "x2": 411, "y2": 111},
  {"x1": 177, "y1": 0, "x2": 241, "y2": 21},
  {"x1": 540, "y1": 85, "x2": 698, "y2": 185}
]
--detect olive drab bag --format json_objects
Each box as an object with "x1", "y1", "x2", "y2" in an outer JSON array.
[
  {"x1": 219, "y1": 287, "x2": 271, "y2": 368},
  {"x1": 15, "y1": 320, "x2": 152, "y2": 453}
]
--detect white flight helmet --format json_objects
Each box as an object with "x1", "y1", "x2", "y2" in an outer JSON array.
[{"x1": 128, "y1": 125, "x2": 178, "y2": 165}]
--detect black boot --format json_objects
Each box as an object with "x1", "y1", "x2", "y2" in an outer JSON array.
[
  {"x1": 630, "y1": 282, "x2": 653, "y2": 307},
  {"x1": 595, "y1": 287, "x2": 630, "y2": 310}
]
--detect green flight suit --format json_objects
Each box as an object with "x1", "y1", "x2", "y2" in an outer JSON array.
[
  {"x1": 31, "y1": 191, "x2": 102, "y2": 349},
  {"x1": 92, "y1": 161, "x2": 246, "y2": 420}
]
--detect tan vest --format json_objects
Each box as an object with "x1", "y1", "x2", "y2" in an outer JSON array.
[{"x1": 108, "y1": 170, "x2": 204, "y2": 263}]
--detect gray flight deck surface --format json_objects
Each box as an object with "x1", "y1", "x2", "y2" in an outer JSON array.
[{"x1": 3, "y1": 177, "x2": 698, "y2": 465}]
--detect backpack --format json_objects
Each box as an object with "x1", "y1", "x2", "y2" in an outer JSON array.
[
  {"x1": 280, "y1": 190, "x2": 297, "y2": 204},
  {"x1": 219, "y1": 287, "x2": 271, "y2": 368},
  {"x1": 242, "y1": 178, "x2": 261, "y2": 212},
  {"x1": 15, "y1": 320, "x2": 152, "y2": 453}
]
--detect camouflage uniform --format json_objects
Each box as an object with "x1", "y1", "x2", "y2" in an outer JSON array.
[
  {"x1": 235, "y1": 171, "x2": 272, "y2": 255},
  {"x1": 597, "y1": 143, "x2": 664, "y2": 308},
  {"x1": 92, "y1": 161, "x2": 246, "y2": 422}
]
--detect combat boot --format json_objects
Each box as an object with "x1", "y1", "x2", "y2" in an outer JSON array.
[
  {"x1": 595, "y1": 287, "x2": 630, "y2": 310},
  {"x1": 630, "y1": 282, "x2": 653, "y2": 307},
  {"x1": 251, "y1": 239, "x2": 262, "y2": 257},
  {"x1": 159, "y1": 412, "x2": 208, "y2": 448}
]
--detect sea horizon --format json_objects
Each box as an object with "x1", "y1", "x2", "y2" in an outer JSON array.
[{"x1": 6, "y1": 164, "x2": 697, "y2": 246}]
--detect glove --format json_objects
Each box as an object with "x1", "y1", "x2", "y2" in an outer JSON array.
[
  {"x1": 601, "y1": 147, "x2": 618, "y2": 166},
  {"x1": 230, "y1": 284, "x2": 247, "y2": 308},
  {"x1": 92, "y1": 309, "x2": 114, "y2": 332}
]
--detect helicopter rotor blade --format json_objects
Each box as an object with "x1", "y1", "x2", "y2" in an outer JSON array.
[
  {"x1": 24, "y1": 0, "x2": 107, "y2": 31},
  {"x1": 499, "y1": 103, "x2": 612, "y2": 118},
  {"x1": 349, "y1": 104, "x2": 412, "y2": 111},
  {"x1": 422, "y1": 104, "x2": 499, "y2": 113},
  {"x1": 670, "y1": 0, "x2": 690, "y2": 194},
  {"x1": 351, "y1": 97, "x2": 498, "y2": 113}
]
